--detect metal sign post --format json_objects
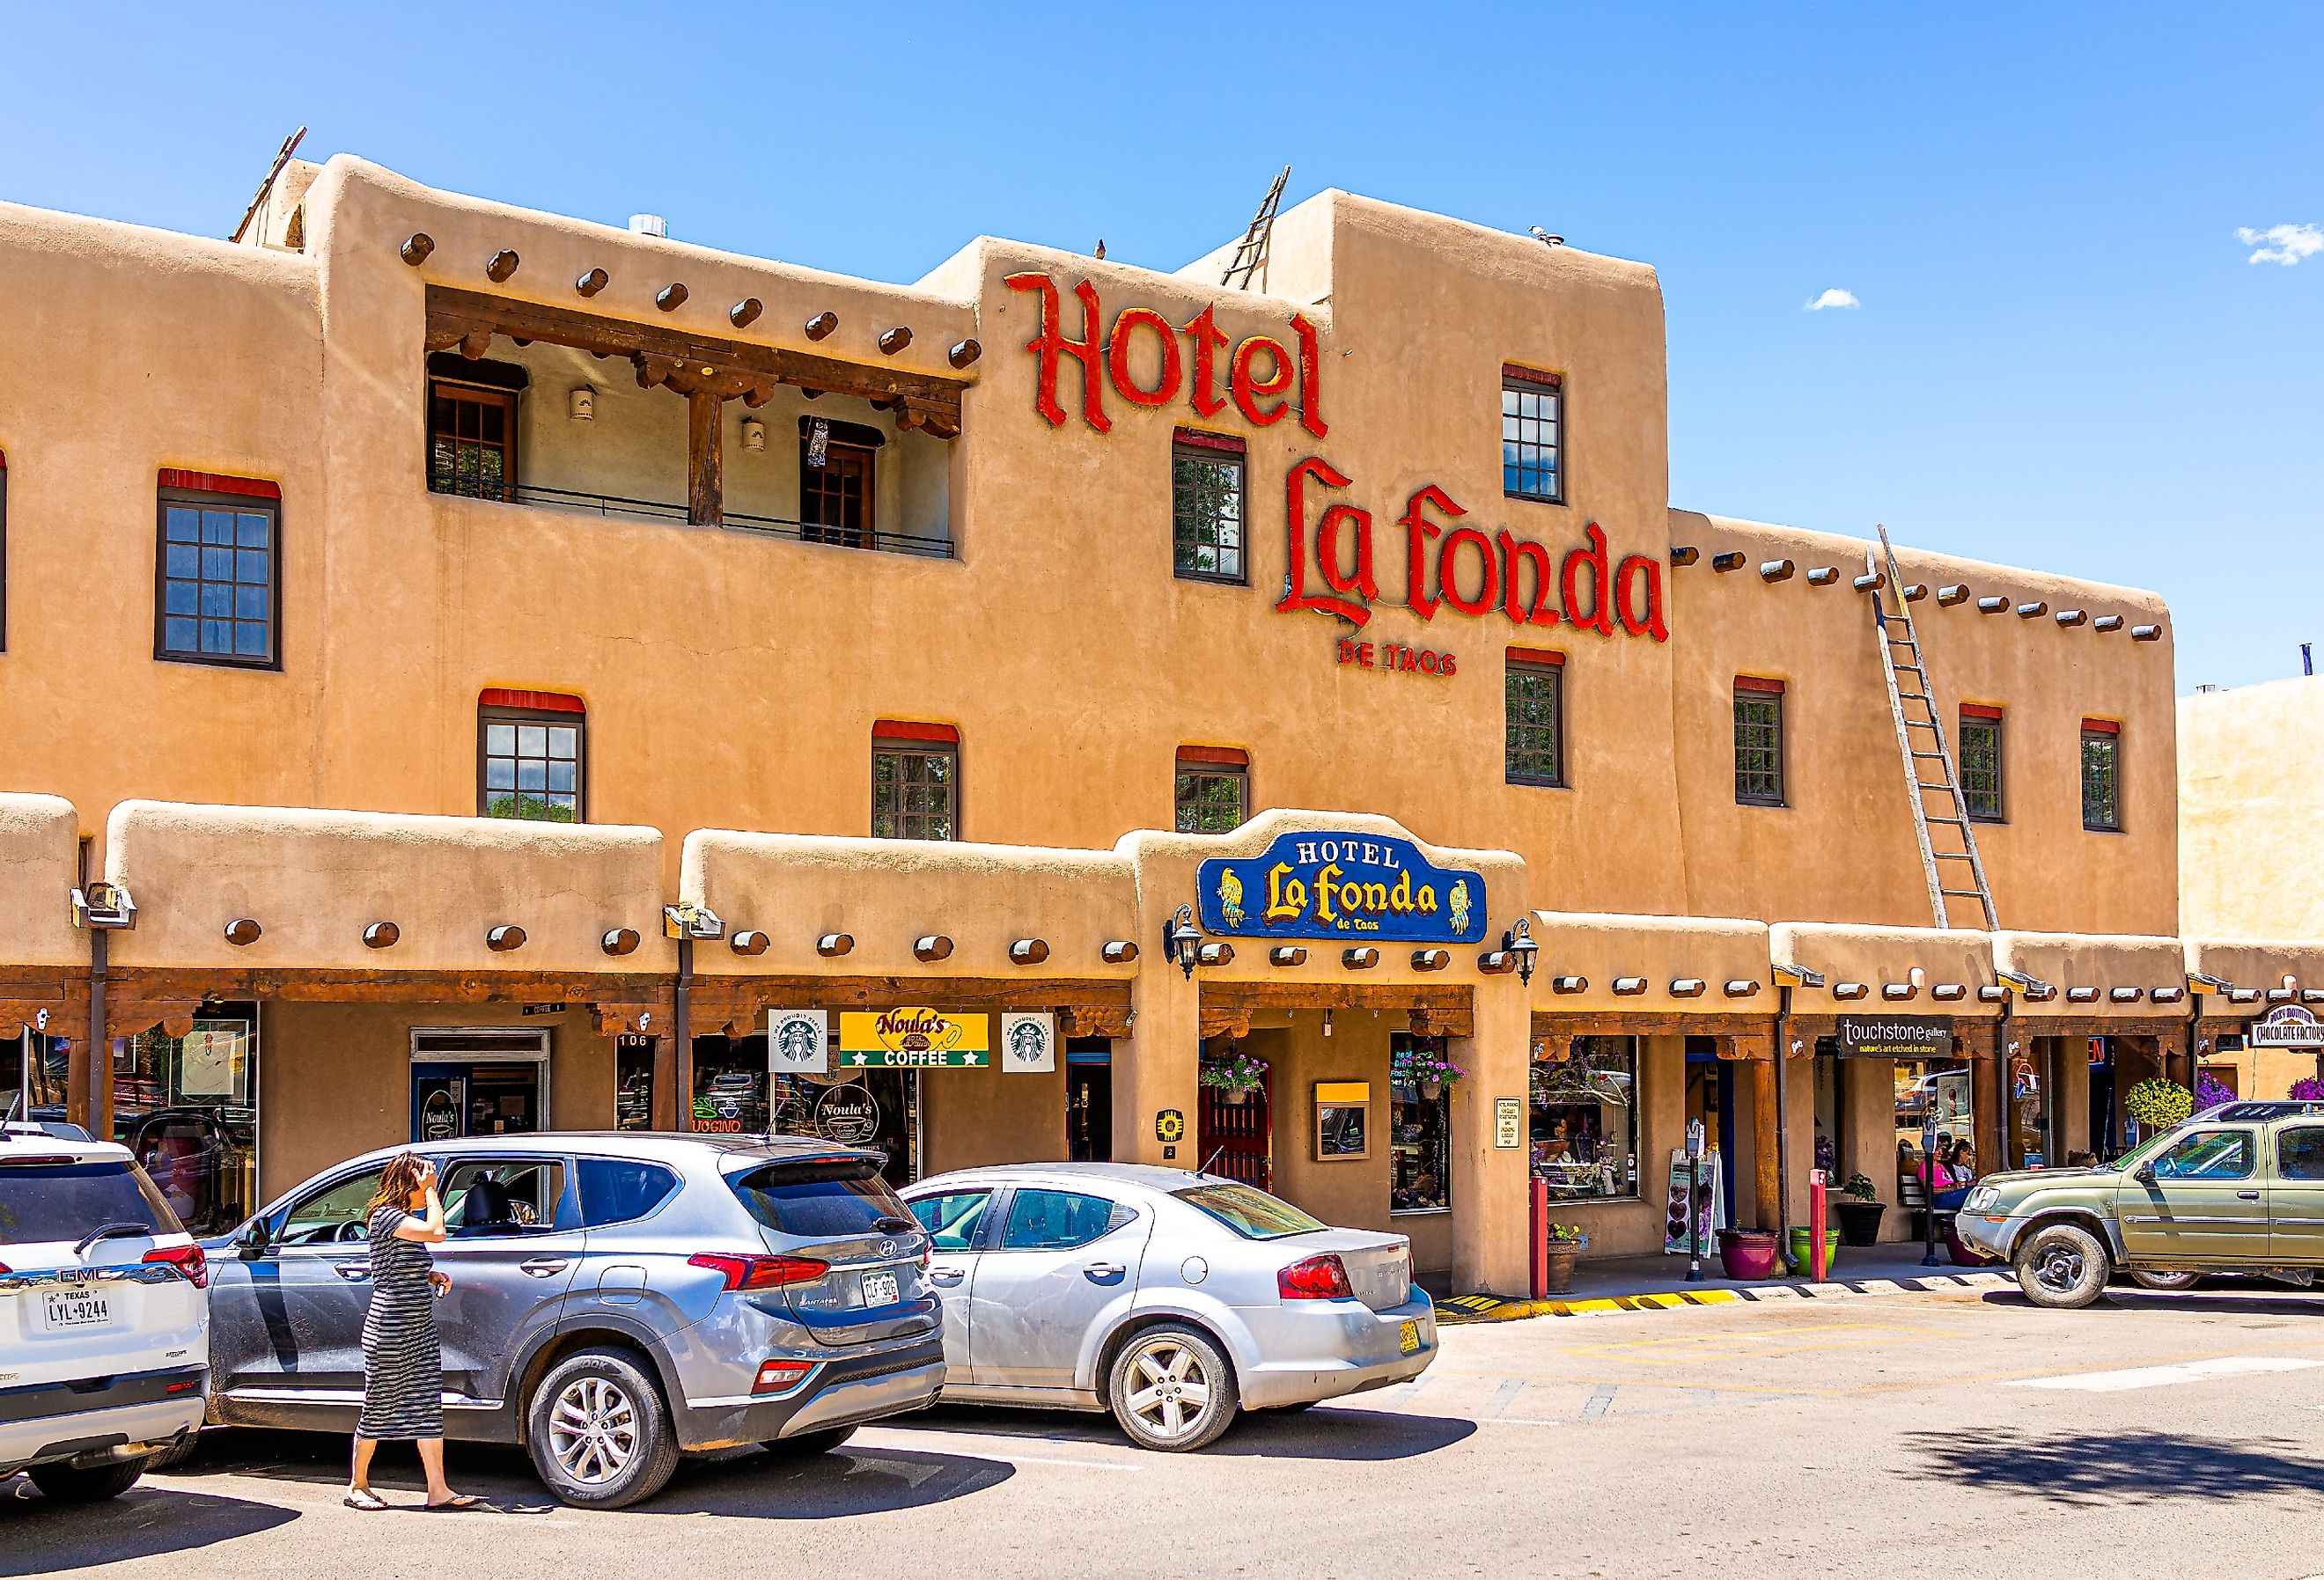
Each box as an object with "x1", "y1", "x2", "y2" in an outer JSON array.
[
  {"x1": 1685, "y1": 1119, "x2": 1707, "y2": 1283},
  {"x1": 1922, "y1": 1112, "x2": 1943, "y2": 1268}
]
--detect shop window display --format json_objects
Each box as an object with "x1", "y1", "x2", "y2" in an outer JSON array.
[
  {"x1": 1389, "y1": 1035, "x2": 1451, "y2": 1213},
  {"x1": 1529, "y1": 1036, "x2": 1638, "y2": 1202},
  {"x1": 117, "y1": 1012, "x2": 261, "y2": 1236},
  {"x1": 688, "y1": 1033, "x2": 921, "y2": 1187}
]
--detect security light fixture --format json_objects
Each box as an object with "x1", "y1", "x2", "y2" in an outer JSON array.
[
  {"x1": 2186, "y1": 971, "x2": 2231, "y2": 993},
  {"x1": 1772, "y1": 962, "x2": 1826, "y2": 989},
  {"x1": 1162, "y1": 905, "x2": 1203, "y2": 979},
  {"x1": 1503, "y1": 917, "x2": 1540, "y2": 985},
  {"x1": 70, "y1": 882, "x2": 136, "y2": 930},
  {"x1": 663, "y1": 902, "x2": 724, "y2": 941},
  {"x1": 1997, "y1": 969, "x2": 2056, "y2": 1001}
]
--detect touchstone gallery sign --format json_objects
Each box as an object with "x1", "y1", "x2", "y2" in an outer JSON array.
[
  {"x1": 1199, "y1": 830, "x2": 1489, "y2": 944},
  {"x1": 1003, "y1": 272, "x2": 1669, "y2": 647},
  {"x1": 1837, "y1": 1016, "x2": 1953, "y2": 1060}
]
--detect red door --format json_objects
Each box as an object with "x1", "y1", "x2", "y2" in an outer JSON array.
[{"x1": 1197, "y1": 1076, "x2": 1272, "y2": 1192}]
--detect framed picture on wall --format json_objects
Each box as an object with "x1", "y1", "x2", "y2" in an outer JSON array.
[{"x1": 1314, "y1": 1081, "x2": 1371, "y2": 1161}]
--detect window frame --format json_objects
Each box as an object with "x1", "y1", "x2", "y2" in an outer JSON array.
[
  {"x1": 154, "y1": 479, "x2": 283, "y2": 672},
  {"x1": 1174, "y1": 746, "x2": 1249, "y2": 833},
  {"x1": 426, "y1": 371, "x2": 522, "y2": 503},
  {"x1": 477, "y1": 695, "x2": 588, "y2": 824},
  {"x1": 1958, "y1": 706, "x2": 2004, "y2": 824},
  {"x1": 1732, "y1": 678, "x2": 1786, "y2": 807},
  {"x1": 2081, "y1": 719, "x2": 2122, "y2": 834},
  {"x1": 2278, "y1": 1128, "x2": 2324, "y2": 1182},
  {"x1": 872, "y1": 721, "x2": 960, "y2": 841},
  {"x1": 800, "y1": 437, "x2": 878, "y2": 548},
  {"x1": 1501, "y1": 364, "x2": 1564, "y2": 505},
  {"x1": 1505, "y1": 648, "x2": 1567, "y2": 789},
  {"x1": 1171, "y1": 429, "x2": 1247, "y2": 586}
]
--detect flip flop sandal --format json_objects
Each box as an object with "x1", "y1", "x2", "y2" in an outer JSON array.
[
  {"x1": 423, "y1": 1495, "x2": 484, "y2": 1510},
  {"x1": 342, "y1": 1490, "x2": 390, "y2": 1512}
]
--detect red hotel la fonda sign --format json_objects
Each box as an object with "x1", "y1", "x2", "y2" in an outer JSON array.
[{"x1": 1004, "y1": 272, "x2": 1670, "y2": 644}]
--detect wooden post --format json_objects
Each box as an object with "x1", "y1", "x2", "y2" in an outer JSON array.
[
  {"x1": 688, "y1": 387, "x2": 724, "y2": 526},
  {"x1": 1751, "y1": 1055, "x2": 1781, "y2": 1232}
]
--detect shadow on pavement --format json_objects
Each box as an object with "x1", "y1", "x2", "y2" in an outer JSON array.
[
  {"x1": 1902, "y1": 1427, "x2": 2324, "y2": 1505},
  {"x1": 1978, "y1": 1288, "x2": 2324, "y2": 1318},
  {"x1": 896, "y1": 1402, "x2": 1475, "y2": 1461},
  {"x1": 0, "y1": 1477, "x2": 299, "y2": 1575}
]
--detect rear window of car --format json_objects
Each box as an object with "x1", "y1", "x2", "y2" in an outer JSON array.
[
  {"x1": 0, "y1": 1158, "x2": 181, "y2": 1246},
  {"x1": 1172, "y1": 1182, "x2": 1327, "y2": 1240},
  {"x1": 577, "y1": 1158, "x2": 680, "y2": 1227},
  {"x1": 730, "y1": 1157, "x2": 912, "y2": 1239}
]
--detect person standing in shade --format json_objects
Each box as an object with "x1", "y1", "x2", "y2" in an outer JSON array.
[{"x1": 344, "y1": 1152, "x2": 477, "y2": 1510}]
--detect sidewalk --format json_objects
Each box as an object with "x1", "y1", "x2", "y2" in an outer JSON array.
[{"x1": 1433, "y1": 1242, "x2": 2013, "y2": 1323}]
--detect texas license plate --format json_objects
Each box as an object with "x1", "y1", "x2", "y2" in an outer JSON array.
[
  {"x1": 861, "y1": 1268, "x2": 901, "y2": 1308},
  {"x1": 1398, "y1": 1319, "x2": 1421, "y2": 1356},
  {"x1": 41, "y1": 1290, "x2": 114, "y2": 1331}
]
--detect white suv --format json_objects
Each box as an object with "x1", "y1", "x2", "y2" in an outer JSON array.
[{"x1": 1, "y1": 1126, "x2": 209, "y2": 1502}]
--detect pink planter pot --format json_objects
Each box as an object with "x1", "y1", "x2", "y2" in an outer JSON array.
[{"x1": 1717, "y1": 1228, "x2": 1783, "y2": 1280}]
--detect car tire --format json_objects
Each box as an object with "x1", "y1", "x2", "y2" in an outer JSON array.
[
  {"x1": 2014, "y1": 1222, "x2": 2111, "y2": 1309},
  {"x1": 2129, "y1": 1269, "x2": 2202, "y2": 1291},
  {"x1": 761, "y1": 1426, "x2": 857, "y2": 1458},
  {"x1": 526, "y1": 1347, "x2": 680, "y2": 1510},
  {"x1": 27, "y1": 1459, "x2": 146, "y2": 1503},
  {"x1": 140, "y1": 1431, "x2": 202, "y2": 1472},
  {"x1": 1106, "y1": 1324, "x2": 1238, "y2": 1452}
]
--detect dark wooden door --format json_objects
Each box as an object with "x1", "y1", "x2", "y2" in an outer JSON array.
[{"x1": 1197, "y1": 1075, "x2": 1272, "y2": 1191}]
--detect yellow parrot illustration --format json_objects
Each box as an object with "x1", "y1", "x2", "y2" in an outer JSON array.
[{"x1": 1218, "y1": 867, "x2": 1246, "y2": 928}]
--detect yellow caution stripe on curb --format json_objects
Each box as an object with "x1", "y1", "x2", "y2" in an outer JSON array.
[{"x1": 1435, "y1": 1289, "x2": 1744, "y2": 1323}]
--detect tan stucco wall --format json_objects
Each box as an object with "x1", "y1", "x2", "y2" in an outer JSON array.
[
  {"x1": 2181, "y1": 679, "x2": 2324, "y2": 940},
  {"x1": 919, "y1": 1056, "x2": 1068, "y2": 1176},
  {"x1": 0, "y1": 793, "x2": 83, "y2": 966}
]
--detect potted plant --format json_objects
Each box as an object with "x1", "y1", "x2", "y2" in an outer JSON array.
[
  {"x1": 2124, "y1": 1077, "x2": 2194, "y2": 1132},
  {"x1": 1540, "y1": 1221, "x2": 1588, "y2": 1294},
  {"x1": 1833, "y1": 1172, "x2": 1886, "y2": 1246},
  {"x1": 1717, "y1": 1226, "x2": 1783, "y2": 1280},
  {"x1": 1198, "y1": 1049, "x2": 1269, "y2": 1106},
  {"x1": 1788, "y1": 1223, "x2": 1843, "y2": 1275},
  {"x1": 1393, "y1": 1044, "x2": 1467, "y2": 1102},
  {"x1": 2195, "y1": 1071, "x2": 2237, "y2": 1111},
  {"x1": 2291, "y1": 1077, "x2": 2324, "y2": 1103}
]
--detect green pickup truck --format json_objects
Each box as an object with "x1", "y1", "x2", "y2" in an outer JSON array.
[{"x1": 1953, "y1": 1101, "x2": 2324, "y2": 1308}]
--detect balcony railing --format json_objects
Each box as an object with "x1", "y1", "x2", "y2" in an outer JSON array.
[{"x1": 427, "y1": 474, "x2": 956, "y2": 561}]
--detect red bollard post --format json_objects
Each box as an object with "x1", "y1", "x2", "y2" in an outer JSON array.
[
  {"x1": 1530, "y1": 1175, "x2": 1548, "y2": 1299},
  {"x1": 1808, "y1": 1167, "x2": 1828, "y2": 1282}
]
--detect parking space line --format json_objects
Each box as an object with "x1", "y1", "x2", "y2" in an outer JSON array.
[{"x1": 2004, "y1": 1356, "x2": 2321, "y2": 1393}]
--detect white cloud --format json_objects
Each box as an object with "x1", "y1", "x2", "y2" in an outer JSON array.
[
  {"x1": 1803, "y1": 287, "x2": 1860, "y2": 312},
  {"x1": 2236, "y1": 223, "x2": 2323, "y2": 266}
]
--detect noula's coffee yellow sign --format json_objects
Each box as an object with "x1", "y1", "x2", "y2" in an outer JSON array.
[{"x1": 838, "y1": 1009, "x2": 990, "y2": 1068}]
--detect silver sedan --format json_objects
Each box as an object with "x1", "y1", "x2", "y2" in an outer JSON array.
[{"x1": 900, "y1": 1163, "x2": 1435, "y2": 1451}]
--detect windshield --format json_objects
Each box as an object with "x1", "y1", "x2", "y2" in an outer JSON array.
[
  {"x1": 0, "y1": 1158, "x2": 181, "y2": 1246},
  {"x1": 1173, "y1": 1181, "x2": 1327, "y2": 1240},
  {"x1": 2107, "y1": 1124, "x2": 2195, "y2": 1173},
  {"x1": 730, "y1": 1157, "x2": 912, "y2": 1239}
]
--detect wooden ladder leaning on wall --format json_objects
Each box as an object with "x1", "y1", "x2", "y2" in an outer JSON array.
[{"x1": 1868, "y1": 525, "x2": 1999, "y2": 931}]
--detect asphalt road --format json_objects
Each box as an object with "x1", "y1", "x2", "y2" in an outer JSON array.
[{"x1": 7, "y1": 1282, "x2": 2323, "y2": 1580}]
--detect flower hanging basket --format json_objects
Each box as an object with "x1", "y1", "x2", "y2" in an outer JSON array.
[{"x1": 2124, "y1": 1077, "x2": 2193, "y2": 1130}]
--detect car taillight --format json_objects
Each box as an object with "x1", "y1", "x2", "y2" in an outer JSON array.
[
  {"x1": 753, "y1": 1359, "x2": 816, "y2": 1396},
  {"x1": 1277, "y1": 1253, "x2": 1353, "y2": 1301},
  {"x1": 688, "y1": 1253, "x2": 828, "y2": 1292},
  {"x1": 142, "y1": 1242, "x2": 208, "y2": 1290}
]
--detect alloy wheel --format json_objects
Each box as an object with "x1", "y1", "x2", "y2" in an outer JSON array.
[
  {"x1": 2035, "y1": 1246, "x2": 2085, "y2": 1294},
  {"x1": 548, "y1": 1375, "x2": 639, "y2": 1486},
  {"x1": 1122, "y1": 1337, "x2": 1216, "y2": 1444}
]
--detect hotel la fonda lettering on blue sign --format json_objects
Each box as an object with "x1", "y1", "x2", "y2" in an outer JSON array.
[{"x1": 1196, "y1": 831, "x2": 1489, "y2": 945}]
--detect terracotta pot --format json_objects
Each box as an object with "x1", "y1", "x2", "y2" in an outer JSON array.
[
  {"x1": 1221, "y1": 1087, "x2": 1247, "y2": 1106},
  {"x1": 1539, "y1": 1243, "x2": 1579, "y2": 1296},
  {"x1": 1421, "y1": 1079, "x2": 1445, "y2": 1102},
  {"x1": 1717, "y1": 1227, "x2": 1783, "y2": 1281}
]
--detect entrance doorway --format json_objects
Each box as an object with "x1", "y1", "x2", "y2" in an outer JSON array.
[
  {"x1": 1682, "y1": 1039, "x2": 1737, "y2": 1227},
  {"x1": 1066, "y1": 1039, "x2": 1112, "y2": 1162},
  {"x1": 1196, "y1": 1047, "x2": 1271, "y2": 1190},
  {"x1": 2087, "y1": 1037, "x2": 2119, "y2": 1162},
  {"x1": 409, "y1": 1027, "x2": 549, "y2": 1142}
]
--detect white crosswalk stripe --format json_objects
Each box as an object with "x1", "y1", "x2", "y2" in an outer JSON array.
[{"x1": 2006, "y1": 1356, "x2": 2321, "y2": 1393}]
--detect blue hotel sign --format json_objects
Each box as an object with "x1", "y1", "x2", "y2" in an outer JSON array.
[{"x1": 1197, "y1": 831, "x2": 1489, "y2": 944}]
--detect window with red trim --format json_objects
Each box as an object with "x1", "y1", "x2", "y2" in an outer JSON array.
[
  {"x1": 874, "y1": 724, "x2": 956, "y2": 841},
  {"x1": 1958, "y1": 706, "x2": 2004, "y2": 823},
  {"x1": 1505, "y1": 650, "x2": 1564, "y2": 788},
  {"x1": 1175, "y1": 746, "x2": 1248, "y2": 832},
  {"x1": 1733, "y1": 680, "x2": 1784, "y2": 806},
  {"x1": 157, "y1": 474, "x2": 280, "y2": 668},
  {"x1": 1502, "y1": 365, "x2": 1563, "y2": 504},
  {"x1": 481, "y1": 694, "x2": 585, "y2": 822},
  {"x1": 1172, "y1": 429, "x2": 1245, "y2": 584}
]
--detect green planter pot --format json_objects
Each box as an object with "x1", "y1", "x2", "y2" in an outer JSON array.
[{"x1": 1787, "y1": 1226, "x2": 1842, "y2": 1276}]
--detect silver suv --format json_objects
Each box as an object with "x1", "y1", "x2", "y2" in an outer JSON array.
[{"x1": 192, "y1": 1134, "x2": 940, "y2": 1507}]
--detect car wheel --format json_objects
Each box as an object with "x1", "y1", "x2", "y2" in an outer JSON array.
[
  {"x1": 761, "y1": 1426, "x2": 857, "y2": 1458},
  {"x1": 1106, "y1": 1324, "x2": 1238, "y2": 1452},
  {"x1": 526, "y1": 1347, "x2": 680, "y2": 1510},
  {"x1": 26, "y1": 1459, "x2": 146, "y2": 1503},
  {"x1": 2014, "y1": 1222, "x2": 2110, "y2": 1309},
  {"x1": 140, "y1": 1431, "x2": 202, "y2": 1472},
  {"x1": 2129, "y1": 1269, "x2": 2202, "y2": 1291}
]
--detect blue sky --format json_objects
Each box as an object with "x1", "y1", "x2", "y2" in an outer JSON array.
[{"x1": 4, "y1": 4, "x2": 2314, "y2": 691}]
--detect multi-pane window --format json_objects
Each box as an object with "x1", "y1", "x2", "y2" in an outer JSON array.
[
  {"x1": 873, "y1": 727, "x2": 957, "y2": 841},
  {"x1": 2081, "y1": 722, "x2": 2121, "y2": 832},
  {"x1": 1390, "y1": 1034, "x2": 1453, "y2": 1214},
  {"x1": 428, "y1": 378, "x2": 518, "y2": 501},
  {"x1": 801, "y1": 417, "x2": 877, "y2": 548},
  {"x1": 1959, "y1": 709, "x2": 2004, "y2": 822},
  {"x1": 1175, "y1": 749, "x2": 1248, "y2": 833},
  {"x1": 1172, "y1": 430, "x2": 1246, "y2": 583},
  {"x1": 480, "y1": 701, "x2": 584, "y2": 823},
  {"x1": 157, "y1": 481, "x2": 278, "y2": 667},
  {"x1": 1501, "y1": 365, "x2": 1563, "y2": 503},
  {"x1": 1733, "y1": 680, "x2": 1784, "y2": 805},
  {"x1": 1505, "y1": 653, "x2": 1564, "y2": 786}
]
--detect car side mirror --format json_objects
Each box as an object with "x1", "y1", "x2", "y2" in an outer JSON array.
[
  {"x1": 240, "y1": 1218, "x2": 273, "y2": 1256},
  {"x1": 2133, "y1": 1165, "x2": 2157, "y2": 1186}
]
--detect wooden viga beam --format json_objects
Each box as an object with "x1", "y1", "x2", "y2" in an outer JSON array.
[{"x1": 422, "y1": 286, "x2": 964, "y2": 428}]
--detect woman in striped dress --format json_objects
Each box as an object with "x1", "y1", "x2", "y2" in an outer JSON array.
[{"x1": 345, "y1": 1153, "x2": 476, "y2": 1510}]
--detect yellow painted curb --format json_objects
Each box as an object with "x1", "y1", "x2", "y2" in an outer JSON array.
[{"x1": 1437, "y1": 1288, "x2": 1745, "y2": 1323}]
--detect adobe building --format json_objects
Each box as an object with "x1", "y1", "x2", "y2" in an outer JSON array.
[{"x1": 0, "y1": 151, "x2": 2273, "y2": 1292}]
